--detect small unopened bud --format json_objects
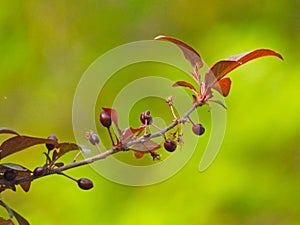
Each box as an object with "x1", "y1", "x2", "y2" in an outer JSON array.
[
  {"x1": 166, "y1": 96, "x2": 173, "y2": 106},
  {"x1": 85, "y1": 131, "x2": 100, "y2": 145}
]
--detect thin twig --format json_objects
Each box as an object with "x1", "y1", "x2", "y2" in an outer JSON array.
[{"x1": 12, "y1": 102, "x2": 201, "y2": 186}]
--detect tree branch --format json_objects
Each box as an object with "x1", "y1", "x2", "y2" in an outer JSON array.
[{"x1": 11, "y1": 102, "x2": 203, "y2": 186}]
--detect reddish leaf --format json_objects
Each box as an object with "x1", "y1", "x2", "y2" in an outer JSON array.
[
  {"x1": 120, "y1": 126, "x2": 146, "y2": 144},
  {"x1": 102, "y1": 107, "x2": 121, "y2": 134},
  {"x1": 155, "y1": 35, "x2": 203, "y2": 69},
  {"x1": 227, "y1": 49, "x2": 283, "y2": 63},
  {"x1": 133, "y1": 151, "x2": 144, "y2": 159},
  {"x1": 0, "y1": 136, "x2": 58, "y2": 159},
  {"x1": 205, "y1": 49, "x2": 283, "y2": 87},
  {"x1": 0, "y1": 218, "x2": 14, "y2": 225},
  {"x1": 0, "y1": 128, "x2": 19, "y2": 136},
  {"x1": 172, "y1": 81, "x2": 198, "y2": 94},
  {"x1": 192, "y1": 95, "x2": 198, "y2": 105},
  {"x1": 190, "y1": 66, "x2": 201, "y2": 83},
  {"x1": 57, "y1": 142, "x2": 81, "y2": 157},
  {"x1": 212, "y1": 77, "x2": 232, "y2": 97},
  {"x1": 17, "y1": 171, "x2": 31, "y2": 192},
  {"x1": 130, "y1": 140, "x2": 160, "y2": 152},
  {"x1": 128, "y1": 126, "x2": 147, "y2": 136},
  {"x1": 205, "y1": 60, "x2": 240, "y2": 86}
]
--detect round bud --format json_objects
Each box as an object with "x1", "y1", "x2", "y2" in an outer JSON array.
[
  {"x1": 99, "y1": 111, "x2": 112, "y2": 128},
  {"x1": 192, "y1": 123, "x2": 205, "y2": 136},
  {"x1": 164, "y1": 139, "x2": 177, "y2": 152},
  {"x1": 46, "y1": 134, "x2": 58, "y2": 151},
  {"x1": 140, "y1": 110, "x2": 153, "y2": 125},
  {"x1": 89, "y1": 133, "x2": 100, "y2": 145},
  {"x1": 33, "y1": 166, "x2": 46, "y2": 176},
  {"x1": 4, "y1": 169, "x2": 18, "y2": 181},
  {"x1": 77, "y1": 178, "x2": 94, "y2": 190}
]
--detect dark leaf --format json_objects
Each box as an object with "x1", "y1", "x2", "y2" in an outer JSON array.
[
  {"x1": 227, "y1": 49, "x2": 283, "y2": 63},
  {"x1": 0, "y1": 136, "x2": 58, "y2": 160},
  {"x1": 172, "y1": 81, "x2": 198, "y2": 94},
  {"x1": 0, "y1": 164, "x2": 31, "y2": 173},
  {"x1": 102, "y1": 108, "x2": 121, "y2": 134},
  {"x1": 0, "y1": 218, "x2": 14, "y2": 225},
  {"x1": 17, "y1": 171, "x2": 31, "y2": 192},
  {"x1": 154, "y1": 35, "x2": 203, "y2": 69},
  {"x1": 0, "y1": 181, "x2": 16, "y2": 192},
  {"x1": 205, "y1": 60, "x2": 240, "y2": 86},
  {"x1": 212, "y1": 78, "x2": 232, "y2": 97},
  {"x1": 0, "y1": 128, "x2": 19, "y2": 136},
  {"x1": 57, "y1": 142, "x2": 81, "y2": 158},
  {"x1": 130, "y1": 140, "x2": 160, "y2": 152}
]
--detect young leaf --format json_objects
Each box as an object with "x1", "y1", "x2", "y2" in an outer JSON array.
[
  {"x1": 0, "y1": 128, "x2": 20, "y2": 136},
  {"x1": 102, "y1": 107, "x2": 121, "y2": 134},
  {"x1": 172, "y1": 81, "x2": 198, "y2": 95},
  {"x1": 120, "y1": 126, "x2": 146, "y2": 144},
  {"x1": 227, "y1": 49, "x2": 284, "y2": 63},
  {"x1": 154, "y1": 35, "x2": 203, "y2": 69},
  {"x1": 130, "y1": 140, "x2": 160, "y2": 152},
  {"x1": 205, "y1": 49, "x2": 283, "y2": 87},
  {"x1": 212, "y1": 77, "x2": 232, "y2": 97},
  {"x1": 0, "y1": 136, "x2": 58, "y2": 160},
  {"x1": 192, "y1": 95, "x2": 198, "y2": 105},
  {"x1": 205, "y1": 60, "x2": 240, "y2": 87}
]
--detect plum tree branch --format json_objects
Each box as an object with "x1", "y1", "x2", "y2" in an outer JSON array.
[{"x1": 12, "y1": 102, "x2": 203, "y2": 185}]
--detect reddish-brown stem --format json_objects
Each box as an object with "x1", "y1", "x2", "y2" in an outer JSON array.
[
  {"x1": 11, "y1": 103, "x2": 200, "y2": 186},
  {"x1": 107, "y1": 127, "x2": 115, "y2": 146}
]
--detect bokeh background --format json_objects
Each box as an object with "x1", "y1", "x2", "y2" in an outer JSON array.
[{"x1": 1, "y1": 0, "x2": 299, "y2": 224}]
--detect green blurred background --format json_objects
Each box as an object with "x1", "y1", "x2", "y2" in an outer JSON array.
[{"x1": 1, "y1": 0, "x2": 299, "y2": 224}]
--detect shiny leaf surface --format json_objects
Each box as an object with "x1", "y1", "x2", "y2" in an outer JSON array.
[
  {"x1": 212, "y1": 77, "x2": 232, "y2": 97},
  {"x1": 155, "y1": 35, "x2": 203, "y2": 69},
  {"x1": 0, "y1": 136, "x2": 58, "y2": 160}
]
